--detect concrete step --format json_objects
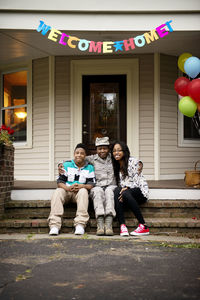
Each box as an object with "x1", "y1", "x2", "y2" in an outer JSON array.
[
  {"x1": 4, "y1": 200, "x2": 200, "y2": 219},
  {"x1": 1, "y1": 199, "x2": 200, "y2": 236},
  {"x1": 0, "y1": 218, "x2": 199, "y2": 237},
  {"x1": 11, "y1": 188, "x2": 200, "y2": 201}
]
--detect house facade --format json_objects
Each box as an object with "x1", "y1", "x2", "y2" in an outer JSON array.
[{"x1": 0, "y1": 0, "x2": 200, "y2": 181}]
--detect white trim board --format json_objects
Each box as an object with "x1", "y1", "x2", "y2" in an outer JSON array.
[
  {"x1": 70, "y1": 58, "x2": 139, "y2": 158},
  {"x1": 11, "y1": 189, "x2": 200, "y2": 201},
  {"x1": 150, "y1": 189, "x2": 200, "y2": 200},
  {"x1": 0, "y1": 13, "x2": 200, "y2": 31},
  {"x1": 154, "y1": 53, "x2": 160, "y2": 180},
  {"x1": 49, "y1": 56, "x2": 55, "y2": 180},
  {"x1": 11, "y1": 190, "x2": 55, "y2": 201}
]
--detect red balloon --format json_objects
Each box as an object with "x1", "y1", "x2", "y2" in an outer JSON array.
[
  {"x1": 174, "y1": 77, "x2": 190, "y2": 96},
  {"x1": 187, "y1": 79, "x2": 200, "y2": 104}
]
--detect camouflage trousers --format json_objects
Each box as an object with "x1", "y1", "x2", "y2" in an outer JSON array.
[{"x1": 90, "y1": 185, "x2": 116, "y2": 218}]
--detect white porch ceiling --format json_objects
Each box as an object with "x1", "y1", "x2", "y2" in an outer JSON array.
[{"x1": 0, "y1": 29, "x2": 200, "y2": 68}]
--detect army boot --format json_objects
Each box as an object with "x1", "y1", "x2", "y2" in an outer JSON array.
[
  {"x1": 105, "y1": 215, "x2": 114, "y2": 236},
  {"x1": 96, "y1": 215, "x2": 104, "y2": 236}
]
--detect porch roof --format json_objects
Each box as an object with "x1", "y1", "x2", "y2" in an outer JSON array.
[
  {"x1": 0, "y1": 29, "x2": 200, "y2": 69},
  {"x1": 0, "y1": 1, "x2": 200, "y2": 68}
]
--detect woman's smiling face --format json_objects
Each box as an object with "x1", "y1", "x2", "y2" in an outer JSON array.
[{"x1": 112, "y1": 143, "x2": 124, "y2": 161}]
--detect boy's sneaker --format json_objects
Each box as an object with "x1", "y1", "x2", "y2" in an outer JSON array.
[
  {"x1": 49, "y1": 227, "x2": 59, "y2": 235},
  {"x1": 75, "y1": 224, "x2": 85, "y2": 235},
  {"x1": 120, "y1": 224, "x2": 129, "y2": 236},
  {"x1": 130, "y1": 224, "x2": 149, "y2": 236}
]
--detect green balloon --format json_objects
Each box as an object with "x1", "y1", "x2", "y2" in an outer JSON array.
[{"x1": 179, "y1": 96, "x2": 197, "y2": 117}]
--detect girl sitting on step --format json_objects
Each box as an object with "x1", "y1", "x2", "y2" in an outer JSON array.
[{"x1": 111, "y1": 141, "x2": 150, "y2": 237}]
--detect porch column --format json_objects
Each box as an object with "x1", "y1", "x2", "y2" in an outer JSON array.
[
  {"x1": 49, "y1": 56, "x2": 55, "y2": 181},
  {"x1": 154, "y1": 53, "x2": 160, "y2": 180}
]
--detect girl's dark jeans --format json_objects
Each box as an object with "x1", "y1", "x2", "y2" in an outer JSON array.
[{"x1": 114, "y1": 187, "x2": 147, "y2": 225}]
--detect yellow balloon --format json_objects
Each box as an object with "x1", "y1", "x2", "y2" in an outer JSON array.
[{"x1": 178, "y1": 53, "x2": 192, "y2": 73}]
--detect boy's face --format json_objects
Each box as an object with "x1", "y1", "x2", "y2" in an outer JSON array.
[
  {"x1": 96, "y1": 146, "x2": 110, "y2": 159},
  {"x1": 74, "y1": 147, "x2": 86, "y2": 165}
]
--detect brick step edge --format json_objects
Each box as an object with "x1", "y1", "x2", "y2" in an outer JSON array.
[
  {"x1": 4, "y1": 211, "x2": 200, "y2": 219},
  {"x1": 0, "y1": 218, "x2": 200, "y2": 228},
  {"x1": 5, "y1": 200, "x2": 200, "y2": 208}
]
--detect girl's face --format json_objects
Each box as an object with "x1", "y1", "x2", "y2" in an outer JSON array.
[{"x1": 112, "y1": 143, "x2": 124, "y2": 161}]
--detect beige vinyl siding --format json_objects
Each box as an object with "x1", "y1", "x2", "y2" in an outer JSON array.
[
  {"x1": 54, "y1": 56, "x2": 71, "y2": 178},
  {"x1": 160, "y1": 54, "x2": 200, "y2": 179},
  {"x1": 54, "y1": 54, "x2": 155, "y2": 179},
  {"x1": 14, "y1": 58, "x2": 49, "y2": 180},
  {"x1": 139, "y1": 54, "x2": 154, "y2": 178}
]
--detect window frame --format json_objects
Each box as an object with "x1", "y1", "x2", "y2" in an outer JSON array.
[
  {"x1": 178, "y1": 102, "x2": 200, "y2": 148},
  {"x1": 0, "y1": 63, "x2": 32, "y2": 149},
  {"x1": 177, "y1": 68, "x2": 200, "y2": 148}
]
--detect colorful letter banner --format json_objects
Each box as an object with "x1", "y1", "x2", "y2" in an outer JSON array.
[{"x1": 36, "y1": 20, "x2": 174, "y2": 54}]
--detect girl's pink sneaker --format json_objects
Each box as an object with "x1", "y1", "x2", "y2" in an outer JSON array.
[
  {"x1": 130, "y1": 224, "x2": 149, "y2": 236},
  {"x1": 120, "y1": 224, "x2": 129, "y2": 236}
]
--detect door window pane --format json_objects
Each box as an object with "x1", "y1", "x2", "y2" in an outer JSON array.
[
  {"x1": 82, "y1": 75, "x2": 126, "y2": 153},
  {"x1": 90, "y1": 82, "x2": 120, "y2": 144},
  {"x1": 2, "y1": 71, "x2": 27, "y2": 142}
]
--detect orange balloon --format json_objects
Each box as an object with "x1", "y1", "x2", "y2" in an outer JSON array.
[{"x1": 197, "y1": 103, "x2": 200, "y2": 112}]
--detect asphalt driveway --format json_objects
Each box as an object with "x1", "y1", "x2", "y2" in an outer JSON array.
[{"x1": 0, "y1": 235, "x2": 200, "y2": 300}]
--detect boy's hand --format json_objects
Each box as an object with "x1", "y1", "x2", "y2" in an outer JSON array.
[{"x1": 70, "y1": 183, "x2": 83, "y2": 192}]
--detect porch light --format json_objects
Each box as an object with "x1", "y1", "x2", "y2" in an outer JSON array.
[{"x1": 15, "y1": 112, "x2": 27, "y2": 119}]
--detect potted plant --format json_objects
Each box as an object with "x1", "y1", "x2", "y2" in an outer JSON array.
[{"x1": 0, "y1": 124, "x2": 14, "y2": 147}]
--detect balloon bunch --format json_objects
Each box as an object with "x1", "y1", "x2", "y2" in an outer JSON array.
[{"x1": 174, "y1": 53, "x2": 200, "y2": 135}]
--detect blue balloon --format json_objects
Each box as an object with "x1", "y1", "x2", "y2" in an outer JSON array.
[{"x1": 184, "y1": 56, "x2": 200, "y2": 78}]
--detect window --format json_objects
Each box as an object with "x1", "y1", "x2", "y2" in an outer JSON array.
[
  {"x1": 1, "y1": 68, "x2": 32, "y2": 147},
  {"x1": 184, "y1": 112, "x2": 200, "y2": 140},
  {"x1": 178, "y1": 71, "x2": 200, "y2": 147},
  {"x1": 178, "y1": 106, "x2": 200, "y2": 147}
]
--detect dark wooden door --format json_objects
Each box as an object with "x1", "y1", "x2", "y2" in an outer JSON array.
[{"x1": 82, "y1": 75, "x2": 127, "y2": 154}]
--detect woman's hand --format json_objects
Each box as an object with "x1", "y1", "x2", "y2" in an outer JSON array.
[
  {"x1": 118, "y1": 187, "x2": 128, "y2": 202},
  {"x1": 58, "y1": 163, "x2": 65, "y2": 175},
  {"x1": 138, "y1": 161, "x2": 143, "y2": 174}
]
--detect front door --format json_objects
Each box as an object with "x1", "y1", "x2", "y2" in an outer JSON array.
[{"x1": 82, "y1": 75, "x2": 127, "y2": 153}]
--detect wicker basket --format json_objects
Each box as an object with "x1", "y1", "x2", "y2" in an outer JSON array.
[{"x1": 184, "y1": 160, "x2": 200, "y2": 188}]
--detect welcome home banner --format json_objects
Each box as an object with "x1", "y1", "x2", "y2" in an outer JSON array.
[{"x1": 36, "y1": 20, "x2": 174, "y2": 54}]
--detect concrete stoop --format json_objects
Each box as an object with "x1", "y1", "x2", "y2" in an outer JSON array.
[{"x1": 0, "y1": 199, "x2": 199, "y2": 237}]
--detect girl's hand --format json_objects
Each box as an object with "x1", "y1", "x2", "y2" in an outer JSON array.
[
  {"x1": 138, "y1": 161, "x2": 143, "y2": 174},
  {"x1": 118, "y1": 187, "x2": 128, "y2": 202}
]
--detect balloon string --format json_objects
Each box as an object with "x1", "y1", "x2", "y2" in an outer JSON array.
[
  {"x1": 192, "y1": 114, "x2": 200, "y2": 136},
  {"x1": 198, "y1": 111, "x2": 200, "y2": 122}
]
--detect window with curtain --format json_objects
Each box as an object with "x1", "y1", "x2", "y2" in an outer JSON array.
[{"x1": 1, "y1": 70, "x2": 27, "y2": 142}]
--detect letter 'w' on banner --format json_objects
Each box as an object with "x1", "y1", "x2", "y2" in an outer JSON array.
[{"x1": 37, "y1": 20, "x2": 52, "y2": 36}]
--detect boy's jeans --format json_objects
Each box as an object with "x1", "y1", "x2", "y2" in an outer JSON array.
[{"x1": 48, "y1": 187, "x2": 89, "y2": 230}]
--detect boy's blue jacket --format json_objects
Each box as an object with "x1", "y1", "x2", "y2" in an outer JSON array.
[{"x1": 57, "y1": 159, "x2": 95, "y2": 186}]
